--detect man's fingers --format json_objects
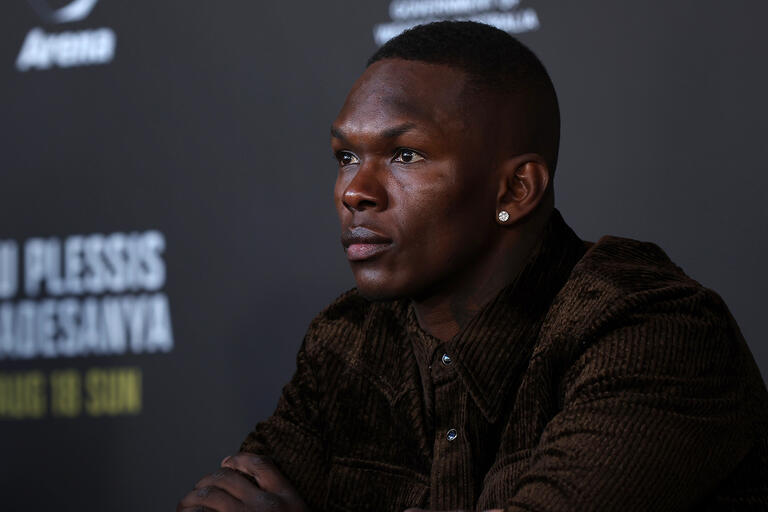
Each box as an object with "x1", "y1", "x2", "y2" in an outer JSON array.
[
  {"x1": 195, "y1": 468, "x2": 265, "y2": 504},
  {"x1": 221, "y1": 452, "x2": 297, "y2": 496},
  {"x1": 177, "y1": 483, "x2": 244, "y2": 511}
]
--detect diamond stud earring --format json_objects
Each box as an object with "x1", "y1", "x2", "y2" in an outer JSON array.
[{"x1": 498, "y1": 211, "x2": 510, "y2": 222}]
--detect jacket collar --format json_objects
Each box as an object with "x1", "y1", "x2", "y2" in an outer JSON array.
[{"x1": 405, "y1": 208, "x2": 587, "y2": 423}]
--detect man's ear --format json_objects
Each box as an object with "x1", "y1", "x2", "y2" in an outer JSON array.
[{"x1": 495, "y1": 154, "x2": 551, "y2": 225}]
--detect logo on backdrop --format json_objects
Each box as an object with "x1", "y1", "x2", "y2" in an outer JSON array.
[
  {"x1": 373, "y1": 0, "x2": 540, "y2": 46},
  {"x1": 27, "y1": 0, "x2": 100, "y2": 24},
  {"x1": 15, "y1": 0, "x2": 116, "y2": 72}
]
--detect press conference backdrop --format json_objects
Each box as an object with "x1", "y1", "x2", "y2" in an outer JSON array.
[{"x1": 0, "y1": 1, "x2": 766, "y2": 509}]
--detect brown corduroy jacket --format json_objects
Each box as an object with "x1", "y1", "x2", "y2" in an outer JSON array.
[{"x1": 241, "y1": 210, "x2": 768, "y2": 511}]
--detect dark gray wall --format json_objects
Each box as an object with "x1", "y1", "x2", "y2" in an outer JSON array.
[{"x1": 0, "y1": 1, "x2": 765, "y2": 510}]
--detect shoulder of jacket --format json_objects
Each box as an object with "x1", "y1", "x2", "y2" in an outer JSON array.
[
  {"x1": 571, "y1": 234, "x2": 704, "y2": 298},
  {"x1": 540, "y1": 234, "x2": 723, "y2": 344}
]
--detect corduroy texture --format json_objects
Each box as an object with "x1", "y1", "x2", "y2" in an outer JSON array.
[{"x1": 241, "y1": 209, "x2": 768, "y2": 511}]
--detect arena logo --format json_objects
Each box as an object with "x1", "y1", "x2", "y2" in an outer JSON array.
[
  {"x1": 15, "y1": 0, "x2": 116, "y2": 72},
  {"x1": 373, "y1": 0, "x2": 540, "y2": 45}
]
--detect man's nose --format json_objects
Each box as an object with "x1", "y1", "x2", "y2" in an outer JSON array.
[{"x1": 342, "y1": 164, "x2": 387, "y2": 212}]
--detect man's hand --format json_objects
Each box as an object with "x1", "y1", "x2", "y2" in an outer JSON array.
[{"x1": 177, "y1": 452, "x2": 309, "y2": 512}]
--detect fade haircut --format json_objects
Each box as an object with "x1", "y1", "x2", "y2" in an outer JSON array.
[{"x1": 368, "y1": 21, "x2": 561, "y2": 174}]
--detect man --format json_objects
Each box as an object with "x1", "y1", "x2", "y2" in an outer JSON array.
[{"x1": 177, "y1": 21, "x2": 768, "y2": 511}]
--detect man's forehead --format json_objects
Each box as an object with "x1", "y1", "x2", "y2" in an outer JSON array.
[
  {"x1": 334, "y1": 59, "x2": 471, "y2": 131},
  {"x1": 337, "y1": 92, "x2": 434, "y2": 125}
]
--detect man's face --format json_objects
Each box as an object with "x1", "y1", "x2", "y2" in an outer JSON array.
[{"x1": 331, "y1": 59, "x2": 500, "y2": 300}]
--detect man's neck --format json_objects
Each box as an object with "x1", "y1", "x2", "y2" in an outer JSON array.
[{"x1": 410, "y1": 223, "x2": 547, "y2": 342}]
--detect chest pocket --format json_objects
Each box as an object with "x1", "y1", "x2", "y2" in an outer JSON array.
[{"x1": 325, "y1": 457, "x2": 429, "y2": 512}]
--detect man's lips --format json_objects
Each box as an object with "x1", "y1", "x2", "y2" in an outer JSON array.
[{"x1": 341, "y1": 226, "x2": 393, "y2": 262}]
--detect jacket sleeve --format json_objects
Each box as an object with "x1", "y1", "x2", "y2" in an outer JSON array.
[
  {"x1": 240, "y1": 327, "x2": 329, "y2": 509},
  {"x1": 504, "y1": 286, "x2": 766, "y2": 512}
]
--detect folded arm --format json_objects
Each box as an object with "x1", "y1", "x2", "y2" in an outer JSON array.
[{"x1": 177, "y1": 332, "x2": 329, "y2": 512}]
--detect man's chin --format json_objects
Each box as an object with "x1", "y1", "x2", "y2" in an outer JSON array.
[
  {"x1": 352, "y1": 274, "x2": 411, "y2": 302},
  {"x1": 354, "y1": 283, "x2": 405, "y2": 302}
]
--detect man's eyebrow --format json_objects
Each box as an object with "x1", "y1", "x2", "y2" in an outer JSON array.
[
  {"x1": 381, "y1": 122, "x2": 417, "y2": 139},
  {"x1": 330, "y1": 123, "x2": 418, "y2": 143},
  {"x1": 330, "y1": 126, "x2": 349, "y2": 143}
]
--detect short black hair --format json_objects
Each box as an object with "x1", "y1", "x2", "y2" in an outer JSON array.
[{"x1": 368, "y1": 21, "x2": 560, "y2": 173}]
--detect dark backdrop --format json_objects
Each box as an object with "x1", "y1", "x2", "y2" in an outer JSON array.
[{"x1": 1, "y1": 1, "x2": 766, "y2": 510}]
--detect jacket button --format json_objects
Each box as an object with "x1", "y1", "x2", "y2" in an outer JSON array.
[
  {"x1": 446, "y1": 429, "x2": 458, "y2": 441},
  {"x1": 441, "y1": 353, "x2": 453, "y2": 366}
]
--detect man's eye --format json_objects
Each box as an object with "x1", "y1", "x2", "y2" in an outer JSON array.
[
  {"x1": 337, "y1": 152, "x2": 359, "y2": 166},
  {"x1": 393, "y1": 149, "x2": 424, "y2": 164}
]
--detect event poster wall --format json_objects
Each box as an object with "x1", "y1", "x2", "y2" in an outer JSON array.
[{"x1": 1, "y1": 1, "x2": 766, "y2": 509}]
